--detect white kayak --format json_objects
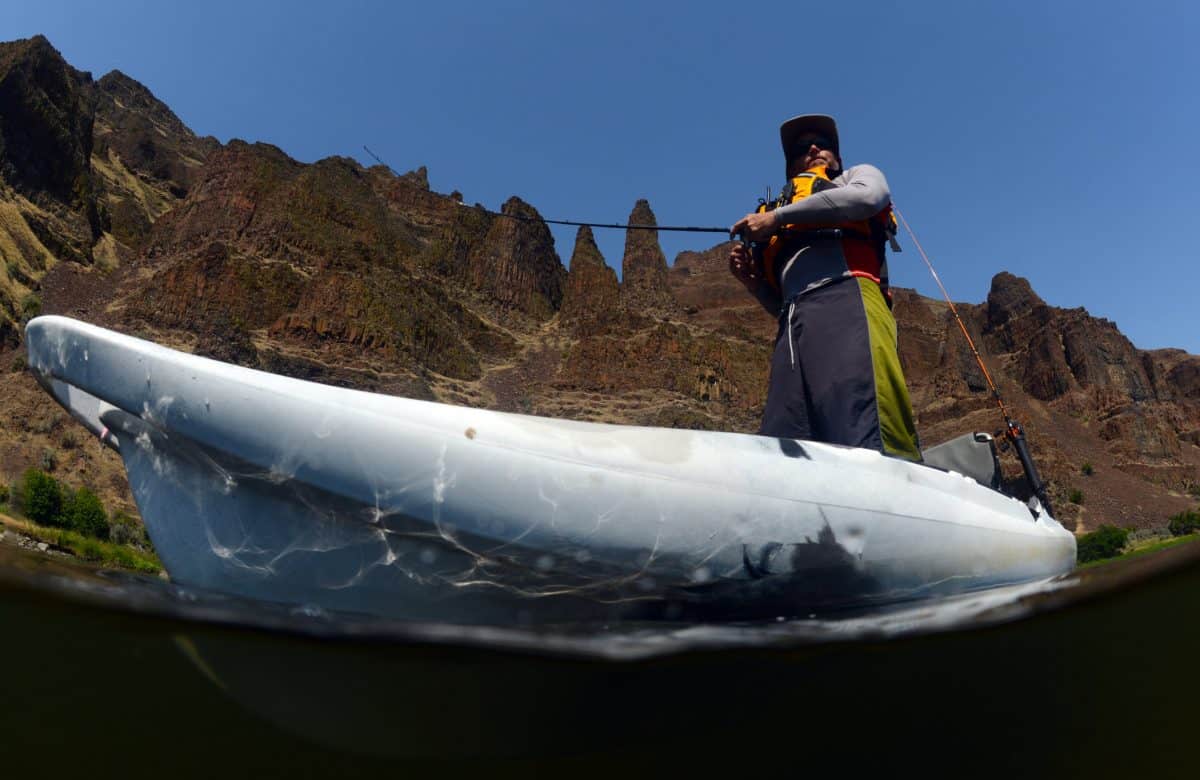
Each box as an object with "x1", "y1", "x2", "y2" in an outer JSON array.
[{"x1": 25, "y1": 315, "x2": 1075, "y2": 624}]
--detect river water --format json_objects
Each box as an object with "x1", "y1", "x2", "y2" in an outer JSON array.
[{"x1": 1, "y1": 537, "x2": 1197, "y2": 778}]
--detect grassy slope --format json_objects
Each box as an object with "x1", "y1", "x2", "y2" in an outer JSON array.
[
  {"x1": 1078, "y1": 533, "x2": 1200, "y2": 570},
  {"x1": 0, "y1": 509, "x2": 160, "y2": 573}
]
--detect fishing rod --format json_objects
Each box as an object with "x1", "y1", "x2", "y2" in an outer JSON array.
[
  {"x1": 894, "y1": 206, "x2": 1054, "y2": 518},
  {"x1": 363, "y1": 146, "x2": 731, "y2": 236}
]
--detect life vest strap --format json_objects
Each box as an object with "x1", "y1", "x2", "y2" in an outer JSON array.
[{"x1": 778, "y1": 227, "x2": 875, "y2": 244}]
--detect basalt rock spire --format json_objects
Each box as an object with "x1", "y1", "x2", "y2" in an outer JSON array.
[
  {"x1": 618, "y1": 199, "x2": 677, "y2": 317},
  {"x1": 465, "y1": 196, "x2": 565, "y2": 319},
  {"x1": 560, "y1": 225, "x2": 619, "y2": 332}
]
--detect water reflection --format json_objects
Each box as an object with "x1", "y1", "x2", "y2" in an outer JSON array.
[{"x1": 1, "y1": 539, "x2": 1198, "y2": 773}]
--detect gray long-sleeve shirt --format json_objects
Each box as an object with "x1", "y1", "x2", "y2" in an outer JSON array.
[
  {"x1": 750, "y1": 164, "x2": 891, "y2": 313},
  {"x1": 772, "y1": 164, "x2": 891, "y2": 226}
]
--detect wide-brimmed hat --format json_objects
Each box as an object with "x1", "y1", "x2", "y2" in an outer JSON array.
[{"x1": 779, "y1": 114, "x2": 840, "y2": 161}]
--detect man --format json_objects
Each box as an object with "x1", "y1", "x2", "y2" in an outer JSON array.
[{"x1": 729, "y1": 114, "x2": 921, "y2": 461}]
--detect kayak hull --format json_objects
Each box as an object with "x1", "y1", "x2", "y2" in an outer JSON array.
[{"x1": 25, "y1": 316, "x2": 1076, "y2": 623}]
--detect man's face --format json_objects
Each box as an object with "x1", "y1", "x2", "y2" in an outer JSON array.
[{"x1": 787, "y1": 133, "x2": 840, "y2": 176}]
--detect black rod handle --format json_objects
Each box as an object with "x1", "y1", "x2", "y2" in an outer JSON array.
[{"x1": 1008, "y1": 420, "x2": 1054, "y2": 517}]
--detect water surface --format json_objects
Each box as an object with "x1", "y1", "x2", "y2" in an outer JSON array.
[{"x1": 1, "y1": 538, "x2": 1197, "y2": 776}]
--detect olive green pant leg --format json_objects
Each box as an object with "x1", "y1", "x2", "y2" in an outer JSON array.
[{"x1": 856, "y1": 277, "x2": 922, "y2": 461}]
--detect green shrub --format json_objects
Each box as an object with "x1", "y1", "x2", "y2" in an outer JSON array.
[
  {"x1": 11, "y1": 354, "x2": 26, "y2": 373},
  {"x1": 1167, "y1": 509, "x2": 1200, "y2": 537},
  {"x1": 9, "y1": 479, "x2": 25, "y2": 514},
  {"x1": 1068, "y1": 488, "x2": 1084, "y2": 505},
  {"x1": 22, "y1": 469, "x2": 65, "y2": 527},
  {"x1": 77, "y1": 538, "x2": 105, "y2": 562},
  {"x1": 0, "y1": 483, "x2": 9, "y2": 505},
  {"x1": 1081, "y1": 462, "x2": 1094, "y2": 476},
  {"x1": 1077, "y1": 525, "x2": 1130, "y2": 563},
  {"x1": 40, "y1": 448, "x2": 57, "y2": 472},
  {"x1": 19, "y1": 293, "x2": 41, "y2": 323},
  {"x1": 66, "y1": 487, "x2": 109, "y2": 540},
  {"x1": 109, "y1": 511, "x2": 147, "y2": 547},
  {"x1": 107, "y1": 547, "x2": 141, "y2": 569}
]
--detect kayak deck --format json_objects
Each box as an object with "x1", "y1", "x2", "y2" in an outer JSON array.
[{"x1": 25, "y1": 315, "x2": 1076, "y2": 623}]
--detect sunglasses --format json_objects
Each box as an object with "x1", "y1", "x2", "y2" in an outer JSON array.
[{"x1": 790, "y1": 135, "x2": 835, "y2": 156}]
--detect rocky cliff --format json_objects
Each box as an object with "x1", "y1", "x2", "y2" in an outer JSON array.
[
  {"x1": 0, "y1": 35, "x2": 97, "y2": 346},
  {"x1": 0, "y1": 36, "x2": 216, "y2": 347},
  {"x1": 91, "y1": 69, "x2": 218, "y2": 257},
  {"x1": 2, "y1": 36, "x2": 1200, "y2": 536}
]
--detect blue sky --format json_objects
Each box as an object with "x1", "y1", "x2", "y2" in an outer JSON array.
[{"x1": 10, "y1": 0, "x2": 1200, "y2": 352}]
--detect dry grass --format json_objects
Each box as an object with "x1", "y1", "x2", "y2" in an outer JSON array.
[
  {"x1": 91, "y1": 148, "x2": 174, "y2": 219},
  {"x1": 0, "y1": 196, "x2": 56, "y2": 290},
  {"x1": 91, "y1": 232, "x2": 122, "y2": 271}
]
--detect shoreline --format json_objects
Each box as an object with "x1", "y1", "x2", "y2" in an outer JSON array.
[{"x1": 0, "y1": 510, "x2": 161, "y2": 573}]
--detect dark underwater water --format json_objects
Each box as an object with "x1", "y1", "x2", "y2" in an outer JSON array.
[{"x1": 1, "y1": 538, "x2": 1197, "y2": 778}]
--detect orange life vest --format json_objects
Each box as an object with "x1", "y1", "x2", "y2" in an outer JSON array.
[{"x1": 755, "y1": 165, "x2": 899, "y2": 300}]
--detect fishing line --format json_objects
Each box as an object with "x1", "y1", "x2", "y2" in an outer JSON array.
[
  {"x1": 895, "y1": 205, "x2": 1054, "y2": 516},
  {"x1": 894, "y1": 206, "x2": 1006, "y2": 410}
]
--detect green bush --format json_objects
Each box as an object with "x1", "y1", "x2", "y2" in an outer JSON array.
[
  {"x1": 9, "y1": 479, "x2": 25, "y2": 515},
  {"x1": 0, "y1": 483, "x2": 9, "y2": 505},
  {"x1": 1077, "y1": 525, "x2": 1130, "y2": 563},
  {"x1": 66, "y1": 487, "x2": 109, "y2": 541},
  {"x1": 109, "y1": 511, "x2": 147, "y2": 547},
  {"x1": 1068, "y1": 488, "x2": 1084, "y2": 505},
  {"x1": 1081, "y1": 462, "x2": 1094, "y2": 476},
  {"x1": 22, "y1": 469, "x2": 65, "y2": 527},
  {"x1": 76, "y1": 538, "x2": 105, "y2": 562},
  {"x1": 20, "y1": 293, "x2": 41, "y2": 323},
  {"x1": 1167, "y1": 509, "x2": 1200, "y2": 537}
]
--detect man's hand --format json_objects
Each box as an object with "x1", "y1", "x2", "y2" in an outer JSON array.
[
  {"x1": 730, "y1": 211, "x2": 778, "y2": 242},
  {"x1": 729, "y1": 243, "x2": 764, "y2": 292}
]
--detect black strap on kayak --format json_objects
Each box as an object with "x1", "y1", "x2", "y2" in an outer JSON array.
[
  {"x1": 894, "y1": 206, "x2": 1054, "y2": 518},
  {"x1": 363, "y1": 146, "x2": 731, "y2": 235}
]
